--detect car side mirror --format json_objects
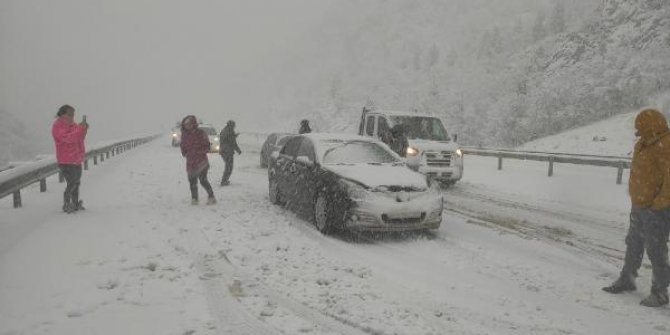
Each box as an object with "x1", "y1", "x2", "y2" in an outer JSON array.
[{"x1": 296, "y1": 155, "x2": 315, "y2": 167}]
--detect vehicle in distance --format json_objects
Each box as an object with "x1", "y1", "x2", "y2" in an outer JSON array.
[
  {"x1": 199, "y1": 125, "x2": 220, "y2": 153},
  {"x1": 359, "y1": 109, "x2": 463, "y2": 186}
]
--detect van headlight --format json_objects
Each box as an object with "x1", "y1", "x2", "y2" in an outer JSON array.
[
  {"x1": 455, "y1": 149, "x2": 463, "y2": 157},
  {"x1": 407, "y1": 146, "x2": 419, "y2": 156}
]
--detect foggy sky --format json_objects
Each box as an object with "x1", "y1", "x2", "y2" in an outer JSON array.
[{"x1": 0, "y1": 0, "x2": 333, "y2": 151}]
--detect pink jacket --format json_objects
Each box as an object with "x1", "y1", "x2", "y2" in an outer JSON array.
[{"x1": 52, "y1": 117, "x2": 87, "y2": 164}]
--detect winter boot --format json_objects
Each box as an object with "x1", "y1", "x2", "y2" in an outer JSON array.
[
  {"x1": 602, "y1": 275, "x2": 636, "y2": 294},
  {"x1": 74, "y1": 200, "x2": 85, "y2": 211},
  {"x1": 640, "y1": 292, "x2": 669, "y2": 307},
  {"x1": 191, "y1": 198, "x2": 198, "y2": 205},
  {"x1": 206, "y1": 197, "x2": 217, "y2": 205},
  {"x1": 62, "y1": 202, "x2": 75, "y2": 213}
]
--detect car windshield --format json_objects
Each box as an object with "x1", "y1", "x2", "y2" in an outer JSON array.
[
  {"x1": 200, "y1": 127, "x2": 217, "y2": 135},
  {"x1": 321, "y1": 140, "x2": 399, "y2": 165},
  {"x1": 390, "y1": 116, "x2": 449, "y2": 141}
]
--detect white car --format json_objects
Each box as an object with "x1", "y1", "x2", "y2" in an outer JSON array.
[
  {"x1": 198, "y1": 125, "x2": 220, "y2": 153},
  {"x1": 171, "y1": 127, "x2": 181, "y2": 147}
]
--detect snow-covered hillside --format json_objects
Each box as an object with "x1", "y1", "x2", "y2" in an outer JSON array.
[
  {"x1": 517, "y1": 111, "x2": 637, "y2": 157},
  {"x1": 267, "y1": 0, "x2": 670, "y2": 148}
]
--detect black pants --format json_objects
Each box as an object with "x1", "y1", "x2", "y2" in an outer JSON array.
[
  {"x1": 59, "y1": 164, "x2": 82, "y2": 205},
  {"x1": 188, "y1": 166, "x2": 214, "y2": 200},
  {"x1": 621, "y1": 207, "x2": 670, "y2": 294},
  {"x1": 221, "y1": 153, "x2": 234, "y2": 183}
]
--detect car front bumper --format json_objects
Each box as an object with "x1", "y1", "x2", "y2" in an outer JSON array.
[{"x1": 344, "y1": 192, "x2": 443, "y2": 232}]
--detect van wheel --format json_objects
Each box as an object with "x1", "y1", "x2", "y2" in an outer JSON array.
[{"x1": 314, "y1": 193, "x2": 333, "y2": 234}]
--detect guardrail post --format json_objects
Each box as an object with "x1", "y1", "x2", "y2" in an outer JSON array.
[
  {"x1": 84, "y1": 159, "x2": 89, "y2": 170},
  {"x1": 59, "y1": 171, "x2": 64, "y2": 183},
  {"x1": 13, "y1": 190, "x2": 21, "y2": 208},
  {"x1": 106, "y1": 151, "x2": 110, "y2": 159},
  {"x1": 548, "y1": 156, "x2": 554, "y2": 177},
  {"x1": 617, "y1": 161, "x2": 625, "y2": 185},
  {"x1": 100, "y1": 153, "x2": 104, "y2": 162},
  {"x1": 497, "y1": 154, "x2": 503, "y2": 170},
  {"x1": 40, "y1": 178, "x2": 47, "y2": 192},
  {"x1": 94, "y1": 156, "x2": 98, "y2": 165}
]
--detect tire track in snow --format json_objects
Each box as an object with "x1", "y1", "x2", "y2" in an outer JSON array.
[
  {"x1": 444, "y1": 185, "x2": 627, "y2": 265},
  {"x1": 187, "y1": 226, "x2": 373, "y2": 335}
]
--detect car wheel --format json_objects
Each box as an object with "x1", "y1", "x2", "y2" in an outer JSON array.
[
  {"x1": 269, "y1": 177, "x2": 281, "y2": 205},
  {"x1": 314, "y1": 193, "x2": 333, "y2": 234}
]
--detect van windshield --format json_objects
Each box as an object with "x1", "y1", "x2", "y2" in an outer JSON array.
[{"x1": 389, "y1": 116, "x2": 450, "y2": 141}]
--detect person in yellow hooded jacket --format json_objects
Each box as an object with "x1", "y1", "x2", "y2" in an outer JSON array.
[{"x1": 602, "y1": 107, "x2": 670, "y2": 307}]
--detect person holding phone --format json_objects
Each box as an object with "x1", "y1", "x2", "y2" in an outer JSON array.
[{"x1": 51, "y1": 104, "x2": 89, "y2": 213}]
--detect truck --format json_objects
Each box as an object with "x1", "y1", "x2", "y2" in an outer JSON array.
[{"x1": 358, "y1": 108, "x2": 463, "y2": 186}]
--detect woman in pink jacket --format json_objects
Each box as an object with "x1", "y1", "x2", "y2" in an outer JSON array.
[
  {"x1": 180, "y1": 115, "x2": 216, "y2": 205},
  {"x1": 51, "y1": 104, "x2": 88, "y2": 213}
]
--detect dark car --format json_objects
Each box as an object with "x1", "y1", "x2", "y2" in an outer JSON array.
[
  {"x1": 260, "y1": 133, "x2": 293, "y2": 168},
  {"x1": 268, "y1": 133, "x2": 443, "y2": 234}
]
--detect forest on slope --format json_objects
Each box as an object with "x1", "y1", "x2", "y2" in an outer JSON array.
[{"x1": 268, "y1": 0, "x2": 670, "y2": 147}]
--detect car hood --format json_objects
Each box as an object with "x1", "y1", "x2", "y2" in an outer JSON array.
[
  {"x1": 325, "y1": 164, "x2": 428, "y2": 190},
  {"x1": 407, "y1": 139, "x2": 459, "y2": 152}
]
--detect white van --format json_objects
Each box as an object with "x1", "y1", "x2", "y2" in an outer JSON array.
[{"x1": 358, "y1": 109, "x2": 463, "y2": 185}]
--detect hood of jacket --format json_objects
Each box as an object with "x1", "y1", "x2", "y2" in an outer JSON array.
[{"x1": 635, "y1": 108, "x2": 669, "y2": 146}]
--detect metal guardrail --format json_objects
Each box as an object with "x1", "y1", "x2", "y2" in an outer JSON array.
[
  {"x1": 462, "y1": 147, "x2": 632, "y2": 185},
  {"x1": 0, "y1": 135, "x2": 158, "y2": 208}
]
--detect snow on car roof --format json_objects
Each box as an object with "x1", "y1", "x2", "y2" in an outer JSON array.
[
  {"x1": 368, "y1": 110, "x2": 439, "y2": 119},
  {"x1": 301, "y1": 133, "x2": 378, "y2": 143}
]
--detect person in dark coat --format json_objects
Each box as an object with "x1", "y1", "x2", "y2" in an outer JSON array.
[
  {"x1": 602, "y1": 107, "x2": 670, "y2": 307},
  {"x1": 219, "y1": 120, "x2": 242, "y2": 186},
  {"x1": 298, "y1": 119, "x2": 312, "y2": 134},
  {"x1": 180, "y1": 115, "x2": 216, "y2": 205},
  {"x1": 389, "y1": 124, "x2": 409, "y2": 157}
]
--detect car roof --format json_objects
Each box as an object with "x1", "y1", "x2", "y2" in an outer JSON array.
[
  {"x1": 300, "y1": 133, "x2": 379, "y2": 143},
  {"x1": 367, "y1": 110, "x2": 439, "y2": 119}
]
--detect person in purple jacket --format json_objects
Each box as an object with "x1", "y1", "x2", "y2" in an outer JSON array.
[{"x1": 180, "y1": 115, "x2": 216, "y2": 205}]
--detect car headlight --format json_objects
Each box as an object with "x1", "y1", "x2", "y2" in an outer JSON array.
[
  {"x1": 340, "y1": 179, "x2": 370, "y2": 200},
  {"x1": 172, "y1": 133, "x2": 177, "y2": 138},
  {"x1": 455, "y1": 149, "x2": 463, "y2": 157},
  {"x1": 407, "y1": 146, "x2": 419, "y2": 156}
]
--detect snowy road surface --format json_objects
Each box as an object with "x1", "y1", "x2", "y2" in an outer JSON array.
[{"x1": 1, "y1": 136, "x2": 669, "y2": 335}]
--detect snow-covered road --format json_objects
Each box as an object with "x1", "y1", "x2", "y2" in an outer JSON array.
[{"x1": 1, "y1": 137, "x2": 669, "y2": 335}]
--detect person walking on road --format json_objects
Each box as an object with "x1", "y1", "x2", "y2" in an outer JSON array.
[
  {"x1": 389, "y1": 124, "x2": 409, "y2": 158},
  {"x1": 219, "y1": 120, "x2": 242, "y2": 186},
  {"x1": 180, "y1": 115, "x2": 216, "y2": 205},
  {"x1": 602, "y1": 107, "x2": 670, "y2": 307},
  {"x1": 298, "y1": 119, "x2": 312, "y2": 134},
  {"x1": 52, "y1": 104, "x2": 89, "y2": 213}
]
